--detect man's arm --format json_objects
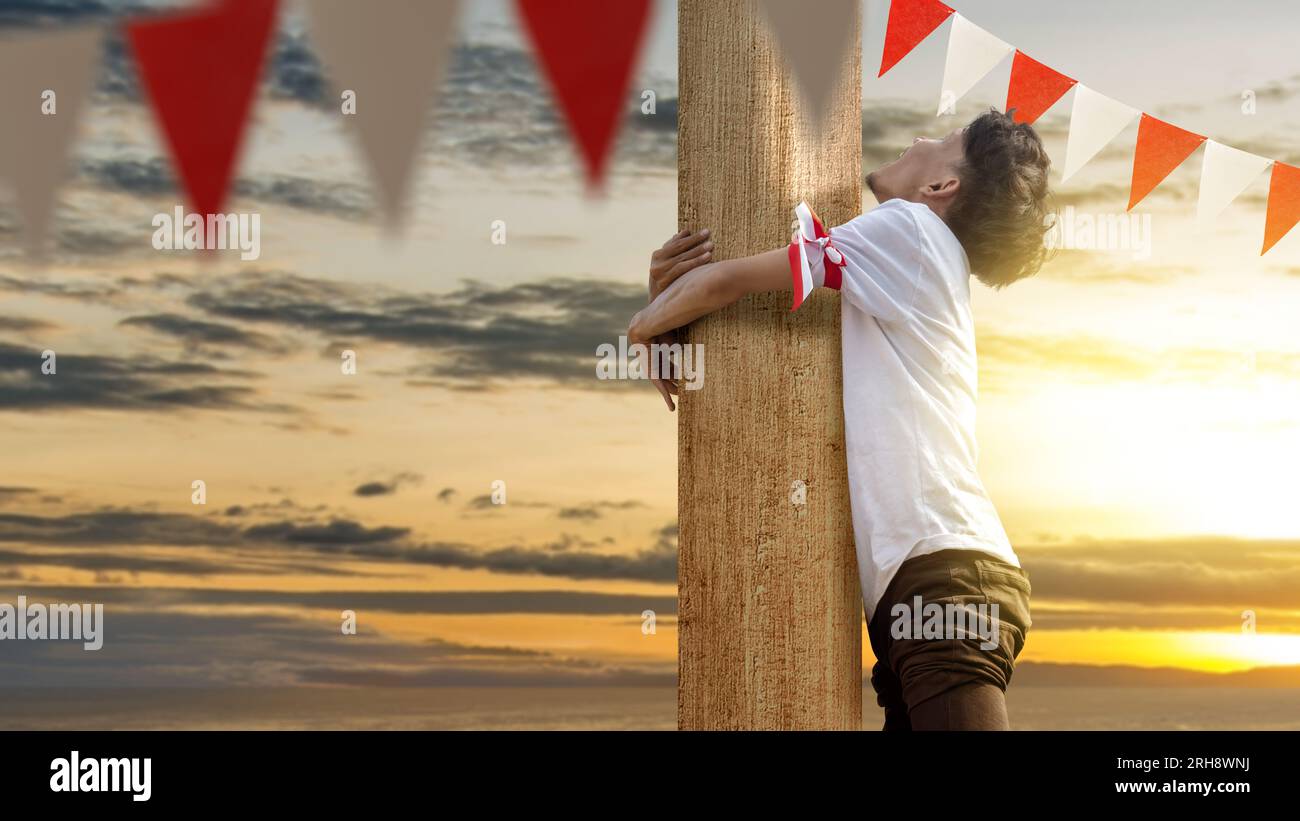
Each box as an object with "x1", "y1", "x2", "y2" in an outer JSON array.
[{"x1": 630, "y1": 245, "x2": 790, "y2": 345}]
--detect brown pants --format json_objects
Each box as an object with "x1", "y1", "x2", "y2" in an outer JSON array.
[{"x1": 867, "y1": 548, "x2": 1032, "y2": 731}]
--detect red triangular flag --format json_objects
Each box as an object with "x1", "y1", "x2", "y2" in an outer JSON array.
[
  {"x1": 1128, "y1": 114, "x2": 1206, "y2": 211},
  {"x1": 516, "y1": 0, "x2": 652, "y2": 190},
  {"x1": 879, "y1": 0, "x2": 954, "y2": 77},
  {"x1": 1262, "y1": 162, "x2": 1300, "y2": 254},
  {"x1": 126, "y1": 0, "x2": 279, "y2": 218},
  {"x1": 1005, "y1": 50, "x2": 1075, "y2": 125}
]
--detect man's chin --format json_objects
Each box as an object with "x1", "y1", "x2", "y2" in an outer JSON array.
[{"x1": 865, "y1": 172, "x2": 883, "y2": 204}]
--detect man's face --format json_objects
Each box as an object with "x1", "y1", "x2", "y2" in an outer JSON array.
[{"x1": 866, "y1": 128, "x2": 966, "y2": 207}]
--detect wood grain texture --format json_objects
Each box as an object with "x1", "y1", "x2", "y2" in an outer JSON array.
[{"x1": 677, "y1": 0, "x2": 863, "y2": 730}]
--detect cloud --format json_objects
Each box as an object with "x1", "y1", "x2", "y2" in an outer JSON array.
[
  {"x1": 861, "y1": 102, "x2": 937, "y2": 169},
  {"x1": 352, "y1": 473, "x2": 422, "y2": 498},
  {"x1": 0, "y1": 504, "x2": 680, "y2": 583},
  {"x1": 1019, "y1": 536, "x2": 1300, "y2": 611},
  {"x1": 0, "y1": 0, "x2": 132, "y2": 28},
  {"x1": 185, "y1": 271, "x2": 646, "y2": 390},
  {"x1": 118, "y1": 312, "x2": 293, "y2": 357},
  {"x1": 0, "y1": 342, "x2": 298, "y2": 414},
  {"x1": 13, "y1": 582, "x2": 678, "y2": 617},
  {"x1": 556, "y1": 499, "x2": 646, "y2": 521},
  {"x1": 80, "y1": 157, "x2": 374, "y2": 218},
  {"x1": 464, "y1": 494, "x2": 550, "y2": 512},
  {"x1": 0, "y1": 272, "x2": 124, "y2": 303},
  {"x1": 12, "y1": 501, "x2": 1300, "y2": 610},
  {"x1": 0, "y1": 606, "x2": 671, "y2": 692},
  {"x1": 0, "y1": 205, "x2": 145, "y2": 263},
  {"x1": 0, "y1": 316, "x2": 58, "y2": 334}
]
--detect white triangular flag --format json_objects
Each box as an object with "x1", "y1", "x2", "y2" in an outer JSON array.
[
  {"x1": 305, "y1": 0, "x2": 462, "y2": 227},
  {"x1": 1061, "y1": 84, "x2": 1139, "y2": 182},
  {"x1": 937, "y1": 14, "x2": 1013, "y2": 115},
  {"x1": 1197, "y1": 140, "x2": 1271, "y2": 223},
  {"x1": 759, "y1": 0, "x2": 858, "y2": 128},
  {"x1": 0, "y1": 26, "x2": 102, "y2": 254}
]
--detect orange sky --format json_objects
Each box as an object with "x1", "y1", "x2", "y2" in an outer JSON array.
[{"x1": 3, "y1": 0, "x2": 1300, "y2": 711}]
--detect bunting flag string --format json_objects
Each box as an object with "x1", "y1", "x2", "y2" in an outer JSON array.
[
  {"x1": 1, "y1": 0, "x2": 1299, "y2": 256},
  {"x1": 877, "y1": 0, "x2": 1300, "y2": 253},
  {"x1": 0, "y1": 0, "x2": 652, "y2": 252}
]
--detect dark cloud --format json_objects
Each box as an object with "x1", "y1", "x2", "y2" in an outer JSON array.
[
  {"x1": 557, "y1": 507, "x2": 602, "y2": 521},
  {"x1": 0, "y1": 341, "x2": 297, "y2": 413},
  {"x1": 296, "y1": 663, "x2": 673, "y2": 689},
  {"x1": 437, "y1": 487, "x2": 456, "y2": 503},
  {"x1": 0, "y1": 607, "x2": 670, "y2": 692},
  {"x1": 15, "y1": 583, "x2": 678, "y2": 617},
  {"x1": 185, "y1": 271, "x2": 645, "y2": 389},
  {"x1": 0, "y1": 546, "x2": 284, "y2": 577},
  {"x1": 464, "y1": 494, "x2": 550, "y2": 512},
  {"x1": 0, "y1": 316, "x2": 58, "y2": 334},
  {"x1": 0, "y1": 272, "x2": 123, "y2": 304},
  {"x1": 0, "y1": 203, "x2": 144, "y2": 262},
  {"x1": 80, "y1": 157, "x2": 373, "y2": 218},
  {"x1": 118, "y1": 312, "x2": 293, "y2": 357},
  {"x1": 0, "y1": 0, "x2": 136, "y2": 28},
  {"x1": 557, "y1": 499, "x2": 646, "y2": 521},
  {"x1": 0, "y1": 504, "x2": 680, "y2": 583},
  {"x1": 242, "y1": 518, "x2": 411, "y2": 546},
  {"x1": 352, "y1": 472, "x2": 421, "y2": 498}
]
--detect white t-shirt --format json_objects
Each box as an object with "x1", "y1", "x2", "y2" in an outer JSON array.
[{"x1": 790, "y1": 197, "x2": 1020, "y2": 624}]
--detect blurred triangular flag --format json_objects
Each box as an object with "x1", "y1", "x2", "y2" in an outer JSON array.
[
  {"x1": 1005, "y1": 50, "x2": 1075, "y2": 125},
  {"x1": 127, "y1": 0, "x2": 279, "y2": 219},
  {"x1": 879, "y1": 0, "x2": 953, "y2": 77},
  {"x1": 937, "y1": 14, "x2": 1013, "y2": 115},
  {"x1": 1128, "y1": 114, "x2": 1205, "y2": 211},
  {"x1": 1262, "y1": 162, "x2": 1300, "y2": 254},
  {"x1": 1061, "y1": 84, "x2": 1138, "y2": 182},
  {"x1": 516, "y1": 0, "x2": 652, "y2": 191},
  {"x1": 1197, "y1": 140, "x2": 1270, "y2": 223},
  {"x1": 0, "y1": 26, "x2": 102, "y2": 255},
  {"x1": 760, "y1": 0, "x2": 858, "y2": 127},
  {"x1": 306, "y1": 0, "x2": 461, "y2": 228}
]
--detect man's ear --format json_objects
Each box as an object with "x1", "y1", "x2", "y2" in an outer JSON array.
[{"x1": 922, "y1": 174, "x2": 960, "y2": 206}]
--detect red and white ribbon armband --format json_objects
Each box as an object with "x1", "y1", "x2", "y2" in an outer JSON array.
[{"x1": 787, "y1": 201, "x2": 844, "y2": 311}]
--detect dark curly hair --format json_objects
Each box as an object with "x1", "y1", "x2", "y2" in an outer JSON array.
[{"x1": 944, "y1": 108, "x2": 1055, "y2": 288}]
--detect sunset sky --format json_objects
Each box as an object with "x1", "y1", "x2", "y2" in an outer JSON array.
[{"x1": 3, "y1": 0, "x2": 1300, "y2": 727}]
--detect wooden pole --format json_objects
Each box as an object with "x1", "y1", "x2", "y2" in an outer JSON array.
[{"x1": 677, "y1": 0, "x2": 863, "y2": 729}]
